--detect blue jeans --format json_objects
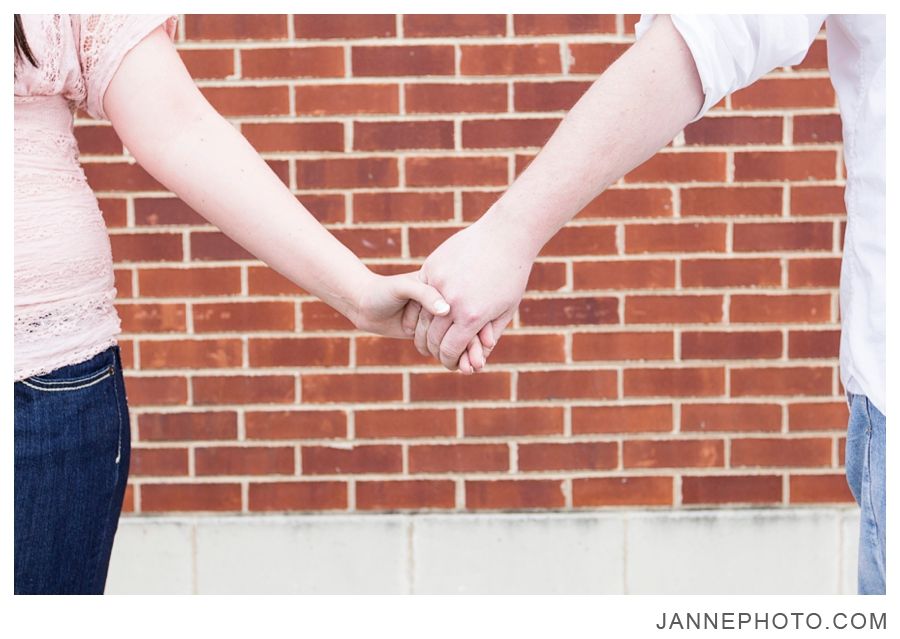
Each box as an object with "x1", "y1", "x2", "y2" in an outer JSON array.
[
  {"x1": 845, "y1": 392, "x2": 886, "y2": 595},
  {"x1": 14, "y1": 346, "x2": 131, "y2": 594}
]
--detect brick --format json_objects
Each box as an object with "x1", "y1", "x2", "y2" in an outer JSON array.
[
  {"x1": 247, "y1": 266, "x2": 307, "y2": 296},
  {"x1": 626, "y1": 223, "x2": 726, "y2": 253},
  {"x1": 130, "y1": 447, "x2": 189, "y2": 476},
  {"x1": 572, "y1": 405, "x2": 673, "y2": 434},
  {"x1": 789, "y1": 474, "x2": 853, "y2": 503},
  {"x1": 201, "y1": 86, "x2": 291, "y2": 116},
  {"x1": 74, "y1": 124, "x2": 122, "y2": 155},
  {"x1": 355, "y1": 409, "x2": 456, "y2": 439},
  {"x1": 462, "y1": 118, "x2": 560, "y2": 149},
  {"x1": 681, "y1": 403, "x2": 782, "y2": 433},
  {"x1": 184, "y1": 14, "x2": 288, "y2": 40},
  {"x1": 681, "y1": 186, "x2": 783, "y2": 217},
  {"x1": 484, "y1": 333, "x2": 566, "y2": 364},
  {"x1": 178, "y1": 48, "x2": 234, "y2": 79},
  {"x1": 466, "y1": 479, "x2": 564, "y2": 509},
  {"x1": 518, "y1": 370, "x2": 617, "y2": 400},
  {"x1": 684, "y1": 116, "x2": 783, "y2": 145},
  {"x1": 733, "y1": 151, "x2": 836, "y2": 181},
  {"x1": 573, "y1": 260, "x2": 675, "y2": 290},
  {"x1": 515, "y1": 14, "x2": 616, "y2": 35},
  {"x1": 124, "y1": 375, "x2": 188, "y2": 406},
  {"x1": 134, "y1": 197, "x2": 204, "y2": 226},
  {"x1": 249, "y1": 481, "x2": 347, "y2": 511},
  {"x1": 461, "y1": 44, "x2": 561, "y2": 75},
  {"x1": 730, "y1": 366, "x2": 833, "y2": 397},
  {"x1": 298, "y1": 157, "x2": 398, "y2": 189},
  {"x1": 730, "y1": 294, "x2": 832, "y2": 323},
  {"x1": 624, "y1": 367, "x2": 725, "y2": 398},
  {"x1": 405, "y1": 83, "x2": 508, "y2": 114},
  {"x1": 141, "y1": 338, "x2": 243, "y2": 369},
  {"x1": 573, "y1": 476, "x2": 673, "y2": 507},
  {"x1": 352, "y1": 45, "x2": 455, "y2": 76},
  {"x1": 626, "y1": 295, "x2": 723, "y2": 324},
  {"x1": 192, "y1": 375, "x2": 295, "y2": 405},
  {"x1": 514, "y1": 80, "x2": 592, "y2": 112},
  {"x1": 404, "y1": 14, "x2": 506, "y2": 37},
  {"x1": 788, "y1": 402, "x2": 849, "y2": 431},
  {"x1": 407, "y1": 226, "x2": 462, "y2": 257},
  {"x1": 302, "y1": 445, "x2": 402, "y2": 474},
  {"x1": 296, "y1": 84, "x2": 399, "y2": 115},
  {"x1": 332, "y1": 228, "x2": 402, "y2": 258},
  {"x1": 731, "y1": 77, "x2": 835, "y2": 109},
  {"x1": 294, "y1": 14, "x2": 395, "y2": 39},
  {"x1": 788, "y1": 329, "x2": 840, "y2": 359},
  {"x1": 248, "y1": 337, "x2": 350, "y2": 367},
  {"x1": 682, "y1": 475, "x2": 782, "y2": 505},
  {"x1": 579, "y1": 188, "x2": 673, "y2": 219},
  {"x1": 794, "y1": 38, "x2": 828, "y2": 70},
  {"x1": 301, "y1": 301, "x2": 355, "y2": 331},
  {"x1": 354, "y1": 191, "x2": 454, "y2": 224},
  {"x1": 794, "y1": 114, "x2": 842, "y2": 144},
  {"x1": 518, "y1": 442, "x2": 617, "y2": 472},
  {"x1": 117, "y1": 303, "x2": 186, "y2": 332},
  {"x1": 357, "y1": 480, "x2": 455, "y2": 510},
  {"x1": 114, "y1": 269, "x2": 134, "y2": 298},
  {"x1": 681, "y1": 330, "x2": 782, "y2": 360},
  {"x1": 406, "y1": 156, "x2": 508, "y2": 187},
  {"x1": 568, "y1": 43, "x2": 630, "y2": 74},
  {"x1": 525, "y1": 262, "x2": 567, "y2": 291},
  {"x1": 355, "y1": 336, "x2": 431, "y2": 366},
  {"x1": 242, "y1": 122, "x2": 344, "y2": 152},
  {"x1": 138, "y1": 267, "x2": 241, "y2": 297},
  {"x1": 731, "y1": 437, "x2": 832, "y2": 468},
  {"x1": 245, "y1": 410, "x2": 346, "y2": 440},
  {"x1": 99, "y1": 198, "x2": 127, "y2": 228},
  {"x1": 83, "y1": 162, "x2": 164, "y2": 192},
  {"x1": 540, "y1": 225, "x2": 617, "y2": 256},
  {"x1": 195, "y1": 446, "x2": 295, "y2": 476},
  {"x1": 733, "y1": 221, "x2": 833, "y2": 252},
  {"x1": 189, "y1": 231, "x2": 253, "y2": 262},
  {"x1": 519, "y1": 297, "x2": 618, "y2": 326},
  {"x1": 464, "y1": 407, "x2": 564, "y2": 437},
  {"x1": 409, "y1": 444, "x2": 509, "y2": 473},
  {"x1": 625, "y1": 152, "x2": 726, "y2": 183},
  {"x1": 791, "y1": 185, "x2": 845, "y2": 216},
  {"x1": 141, "y1": 483, "x2": 242, "y2": 512},
  {"x1": 410, "y1": 372, "x2": 511, "y2": 402},
  {"x1": 193, "y1": 301, "x2": 295, "y2": 332},
  {"x1": 573, "y1": 331, "x2": 674, "y2": 361},
  {"x1": 354, "y1": 120, "x2": 454, "y2": 151},
  {"x1": 138, "y1": 411, "x2": 237, "y2": 442},
  {"x1": 788, "y1": 257, "x2": 842, "y2": 288},
  {"x1": 682, "y1": 258, "x2": 782, "y2": 288},
  {"x1": 302, "y1": 373, "x2": 403, "y2": 403},
  {"x1": 624, "y1": 439, "x2": 724, "y2": 468}
]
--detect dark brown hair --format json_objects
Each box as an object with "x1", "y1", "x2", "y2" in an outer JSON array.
[{"x1": 15, "y1": 14, "x2": 37, "y2": 67}]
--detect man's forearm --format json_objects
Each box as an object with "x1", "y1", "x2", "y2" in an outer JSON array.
[{"x1": 480, "y1": 16, "x2": 704, "y2": 258}]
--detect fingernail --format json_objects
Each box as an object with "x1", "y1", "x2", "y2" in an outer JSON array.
[{"x1": 433, "y1": 300, "x2": 450, "y2": 314}]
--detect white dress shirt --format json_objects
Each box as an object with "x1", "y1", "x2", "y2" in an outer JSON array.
[{"x1": 637, "y1": 15, "x2": 886, "y2": 415}]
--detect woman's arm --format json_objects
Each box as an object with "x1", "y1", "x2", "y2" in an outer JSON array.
[{"x1": 103, "y1": 27, "x2": 448, "y2": 337}]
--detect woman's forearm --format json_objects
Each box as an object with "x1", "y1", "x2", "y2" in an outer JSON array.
[
  {"x1": 480, "y1": 16, "x2": 704, "y2": 258},
  {"x1": 104, "y1": 28, "x2": 374, "y2": 322}
]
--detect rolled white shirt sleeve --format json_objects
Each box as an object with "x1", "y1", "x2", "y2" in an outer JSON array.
[{"x1": 636, "y1": 14, "x2": 827, "y2": 121}]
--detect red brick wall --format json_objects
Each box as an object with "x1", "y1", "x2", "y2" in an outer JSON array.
[{"x1": 75, "y1": 14, "x2": 852, "y2": 515}]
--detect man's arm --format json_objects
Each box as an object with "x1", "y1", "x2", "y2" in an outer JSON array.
[{"x1": 415, "y1": 16, "x2": 703, "y2": 369}]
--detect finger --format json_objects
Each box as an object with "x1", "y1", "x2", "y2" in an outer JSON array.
[
  {"x1": 458, "y1": 350, "x2": 473, "y2": 375},
  {"x1": 478, "y1": 323, "x2": 496, "y2": 359},
  {"x1": 466, "y1": 335, "x2": 485, "y2": 372},
  {"x1": 438, "y1": 323, "x2": 479, "y2": 371},
  {"x1": 391, "y1": 276, "x2": 450, "y2": 316},
  {"x1": 401, "y1": 301, "x2": 421, "y2": 336},
  {"x1": 414, "y1": 310, "x2": 433, "y2": 357},
  {"x1": 426, "y1": 314, "x2": 453, "y2": 360}
]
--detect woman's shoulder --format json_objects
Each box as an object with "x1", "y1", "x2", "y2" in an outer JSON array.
[{"x1": 14, "y1": 15, "x2": 84, "y2": 101}]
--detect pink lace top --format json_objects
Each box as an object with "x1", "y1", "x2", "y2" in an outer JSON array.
[{"x1": 14, "y1": 14, "x2": 176, "y2": 380}]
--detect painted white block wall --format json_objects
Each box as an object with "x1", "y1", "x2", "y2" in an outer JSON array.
[{"x1": 106, "y1": 508, "x2": 860, "y2": 595}]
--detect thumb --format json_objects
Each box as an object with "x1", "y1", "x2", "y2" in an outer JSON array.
[{"x1": 393, "y1": 276, "x2": 450, "y2": 317}]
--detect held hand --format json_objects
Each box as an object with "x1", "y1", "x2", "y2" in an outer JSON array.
[
  {"x1": 410, "y1": 218, "x2": 535, "y2": 371},
  {"x1": 353, "y1": 271, "x2": 450, "y2": 339}
]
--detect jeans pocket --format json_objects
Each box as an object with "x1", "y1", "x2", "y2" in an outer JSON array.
[{"x1": 23, "y1": 352, "x2": 116, "y2": 393}]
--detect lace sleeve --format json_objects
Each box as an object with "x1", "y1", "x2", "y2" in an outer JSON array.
[{"x1": 76, "y1": 14, "x2": 178, "y2": 121}]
